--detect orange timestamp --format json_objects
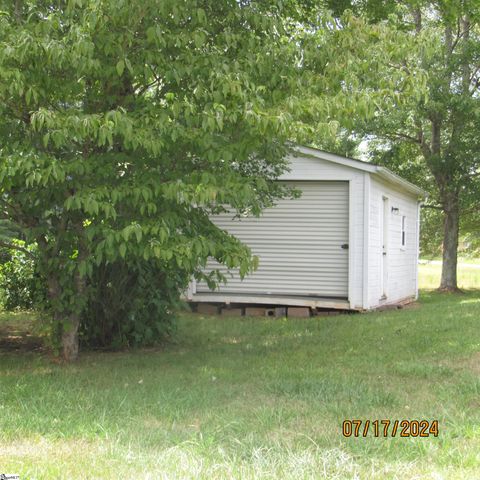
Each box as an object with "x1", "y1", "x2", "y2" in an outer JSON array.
[{"x1": 342, "y1": 419, "x2": 439, "y2": 438}]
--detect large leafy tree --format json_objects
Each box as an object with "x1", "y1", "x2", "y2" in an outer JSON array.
[
  {"x1": 0, "y1": 0, "x2": 303, "y2": 360},
  {"x1": 327, "y1": 1, "x2": 480, "y2": 291},
  {"x1": 0, "y1": 0, "x2": 426, "y2": 360}
]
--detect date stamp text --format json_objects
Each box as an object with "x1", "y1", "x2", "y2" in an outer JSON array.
[{"x1": 342, "y1": 419, "x2": 439, "y2": 438}]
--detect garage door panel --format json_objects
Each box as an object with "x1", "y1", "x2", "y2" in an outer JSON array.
[{"x1": 197, "y1": 181, "x2": 349, "y2": 298}]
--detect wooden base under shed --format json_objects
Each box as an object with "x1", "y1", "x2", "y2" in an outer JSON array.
[
  {"x1": 187, "y1": 291, "x2": 418, "y2": 315},
  {"x1": 189, "y1": 293, "x2": 351, "y2": 310},
  {"x1": 191, "y1": 302, "x2": 353, "y2": 318}
]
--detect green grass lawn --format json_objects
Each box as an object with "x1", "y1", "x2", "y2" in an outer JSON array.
[
  {"x1": 419, "y1": 260, "x2": 480, "y2": 290},
  {"x1": 0, "y1": 265, "x2": 479, "y2": 479}
]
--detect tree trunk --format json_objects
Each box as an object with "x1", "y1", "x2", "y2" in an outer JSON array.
[
  {"x1": 45, "y1": 259, "x2": 86, "y2": 362},
  {"x1": 38, "y1": 224, "x2": 87, "y2": 361},
  {"x1": 62, "y1": 312, "x2": 81, "y2": 361},
  {"x1": 61, "y1": 257, "x2": 87, "y2": 361},
  {"x1": 439, "y1": 194, "x2": 460, "y2": 291}
]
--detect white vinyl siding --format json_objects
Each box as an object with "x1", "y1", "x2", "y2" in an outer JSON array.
[
  {"x1": 189, "y1": 148, "x2": 423, "y2": 311},
  {"x1": 197, "y1": 181, "x2": 349, "y2": 298},
  {"x1": 367, "y1": 177, "x2": 419, "y2": 307}
]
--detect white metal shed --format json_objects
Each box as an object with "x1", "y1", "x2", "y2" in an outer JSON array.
[{"x1": 188, "y1": 146, "x2": 425, "y2": 311}]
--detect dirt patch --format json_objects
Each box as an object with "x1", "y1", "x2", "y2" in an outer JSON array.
[
  {"x1": 0, "y1": 319, "x2": 44, "y2": 353},
  {"x1": 400, "y1": 301, "x2": 421, "y2": 310}
]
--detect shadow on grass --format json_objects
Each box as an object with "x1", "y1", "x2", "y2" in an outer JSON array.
[{"x1": 0, "y1": 311, "x2": 44, "y2": 353}]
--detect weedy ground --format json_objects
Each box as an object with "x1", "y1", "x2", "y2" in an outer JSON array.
[{"x1": 0, "y1": 263, "x2": 479, "y2": 479}]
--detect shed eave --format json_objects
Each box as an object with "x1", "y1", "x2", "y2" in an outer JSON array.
[
  {"x1": 374, "y1": 166, "x2": 427, "y2": 198},
  {"x1": 291, "y1": 144, "x2": 427, "y2": 198},
  {"x1": 293, "y1": 145, "x2": 378, "y2": 173}
]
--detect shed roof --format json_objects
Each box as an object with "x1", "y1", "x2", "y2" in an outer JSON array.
[{"x1": 294, "y1": 145, "x2": 426, "y2": 198}]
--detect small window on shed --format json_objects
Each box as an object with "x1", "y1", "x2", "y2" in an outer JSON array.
[{"x1": 401, "y1": 215, "x2": 406, "y2": 248}]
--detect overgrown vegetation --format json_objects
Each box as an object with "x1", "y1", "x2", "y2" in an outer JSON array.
[
  {"x1": 0, "y1": 241, "x2": 40, "y2": 310},
  {"x1": 80, "y1": 260, "x2": 186, "y2": 349},
  {"x1": 0, "y1": 242, "x2": 183, "y2": 349}
]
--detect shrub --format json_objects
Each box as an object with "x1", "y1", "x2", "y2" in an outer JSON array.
[
  {"x1": 0, "y1": 241, "x2": 42, "y2": 310},
  {"x1": 79, "y1": 260, "x2": 189, "y2": 349},
  {"x1": 0, "y1": 239, "x2": 188, "y2": 349}
]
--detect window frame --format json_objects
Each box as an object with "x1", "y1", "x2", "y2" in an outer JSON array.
[{"x1": 401, "y1": 215, "x2": 406, "y2": 249}]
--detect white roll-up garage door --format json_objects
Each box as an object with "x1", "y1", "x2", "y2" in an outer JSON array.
[{"x1": 197, "y1": 181, "x2": 349, "y2": 298}]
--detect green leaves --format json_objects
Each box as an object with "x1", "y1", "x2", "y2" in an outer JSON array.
[
  {"x1": 0, "y1": 0, "x2": 315, "y2": 353},
  {"x1": 116, "y1": 59, "x2": 125, "y2": 76},
  {"x1": 116, "y1": 59, "x2": 133, "y2": 77}
]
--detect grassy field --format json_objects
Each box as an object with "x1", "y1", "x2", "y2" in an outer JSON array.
[
  {"x1": 419, "y1": 260, "x2": 480, "y2": 290},
  {"x1": 0, "y1": 265, "x2": 479, "y2": 479}
]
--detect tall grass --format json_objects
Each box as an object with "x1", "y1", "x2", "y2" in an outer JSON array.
[{"x1": 0, "y1": 264, "x2": 478, "y2": 478}]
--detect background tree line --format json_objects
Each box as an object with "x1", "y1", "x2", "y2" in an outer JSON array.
[{"x1": 319, "y1": 0, "x2": 480, "y2": 288}]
